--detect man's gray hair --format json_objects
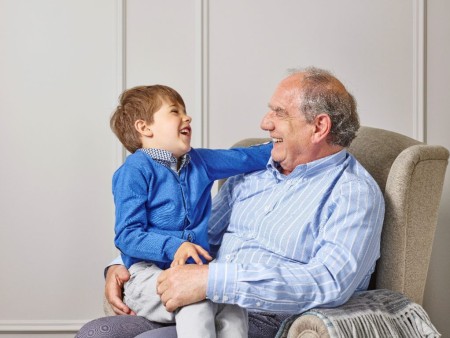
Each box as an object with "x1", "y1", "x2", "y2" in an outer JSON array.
[{"x1": 289, "y1": 67, "x2": 360, "y2": 147}]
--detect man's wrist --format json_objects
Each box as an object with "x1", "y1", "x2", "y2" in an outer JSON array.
[{"x1": 206, "y1": 262, "x2": 237, "y2": 303}]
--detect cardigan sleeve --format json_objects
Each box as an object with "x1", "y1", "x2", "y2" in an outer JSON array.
[
  {"x1": 194, "y1": 142, "x2": 272, "y2": 181},
  {"x1": 113, "y1": 161, "x2": 185, "y2": 268}
]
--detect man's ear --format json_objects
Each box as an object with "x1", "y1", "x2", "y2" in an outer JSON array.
[
  {"x1": 134, "y1": 120, "x2": 153, "y2": 137},
  {"x1": 312, "y1": 114, "x2": 332, "y2": 144}
]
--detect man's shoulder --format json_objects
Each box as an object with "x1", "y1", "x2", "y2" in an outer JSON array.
[
  {"x1": 341, "y1": 154, "x2": 382, "y2": 196},
  {"x1": 224, "y1": 168, "x2": 270, "y2": 189}
]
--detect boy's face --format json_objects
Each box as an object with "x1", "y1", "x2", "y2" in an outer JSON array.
[{"x1": 142, "y1": 99, "x2": 192, "y2": 158}]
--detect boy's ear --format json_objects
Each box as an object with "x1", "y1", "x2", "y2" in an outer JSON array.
[{"x1": 134, "y1": 120, "x2": 152, "y2": 137}]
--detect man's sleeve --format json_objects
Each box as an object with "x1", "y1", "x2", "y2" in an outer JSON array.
[
  {"x1": 208, "y1": 176, "x2": 239, "y2": 257},
  {"x1": 103, "y1": 255, "x2": 124, "y2": 278}
]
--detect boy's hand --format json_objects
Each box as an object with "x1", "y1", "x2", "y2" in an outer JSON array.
[{"x1": 171, "y1": 242, "x2": 212, "y2": 267}]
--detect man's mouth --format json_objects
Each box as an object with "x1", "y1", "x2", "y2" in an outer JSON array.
[{"x1": 272, "y1": 137, "x2": 283, "y2": 143}]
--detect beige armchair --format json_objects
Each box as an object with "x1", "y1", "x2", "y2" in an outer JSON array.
[{"x1": 229, "y1": 126, "x2": 448, "y2": 337}]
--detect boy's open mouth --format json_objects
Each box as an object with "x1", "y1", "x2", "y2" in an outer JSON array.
[{"x1": 180, "y1": 127, "x2": 191, "y2": 136}]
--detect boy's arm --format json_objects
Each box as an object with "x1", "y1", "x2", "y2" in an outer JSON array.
[
  {"x1": 195, "y1": 142, "x2": 272, "y2": 181},
  {"x1": 113, "y1": 164, "x2": 185, "y2": 265}
]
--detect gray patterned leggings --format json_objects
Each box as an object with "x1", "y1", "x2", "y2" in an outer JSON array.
[{"x1": 76, "y1": 311, "x2": 291, "y2": 338}]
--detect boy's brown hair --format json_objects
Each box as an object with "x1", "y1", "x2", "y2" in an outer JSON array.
[{"x1": 110, "y1": 85, "x2": 186, "y2": 153}]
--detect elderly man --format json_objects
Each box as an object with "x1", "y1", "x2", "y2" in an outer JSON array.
[{"x1": 77, "y1": 67, "x2": 384, "y2": 338}]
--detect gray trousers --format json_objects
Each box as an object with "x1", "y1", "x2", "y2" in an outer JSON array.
[
  {"x1": 125, "y1": 262, "x2": 248, "y2": 338},
  {"x1": 76, "y1": 312, "x2": 291, "y2": 338}
]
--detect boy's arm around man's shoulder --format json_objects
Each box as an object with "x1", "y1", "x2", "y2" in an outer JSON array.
[{"x1": 193, "y1": 142, "x2": 272, "y2": 181}]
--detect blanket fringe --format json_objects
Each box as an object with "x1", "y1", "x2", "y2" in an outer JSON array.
[{"x1": 276, "y1": 290, "x2": 441, "y2": 338}]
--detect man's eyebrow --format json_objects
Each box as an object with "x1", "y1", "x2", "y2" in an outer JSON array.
[{"x1": 268, "y1": 104, "x2": 287, "y2": 114}]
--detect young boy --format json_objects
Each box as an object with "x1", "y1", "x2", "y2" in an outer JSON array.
[{"x1": 110, "y1": 85, "x2": 271, "y2": 338}]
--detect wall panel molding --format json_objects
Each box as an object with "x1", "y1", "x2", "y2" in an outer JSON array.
[
  {"x1": 413, "y1": 0, "x2": 427, "y2": 142},
  {"x1": 0, "y1": 320, "x2": 86, "y2": 333},
  {"x1": 116, "y1": 0, "x2": 128, "y2": 164},
  {"x1": 195, "y1": 0, "x2": 210, "y2": 148}
]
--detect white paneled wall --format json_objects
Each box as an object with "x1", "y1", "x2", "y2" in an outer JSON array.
[
  {"x1": 0, "y1": 0, "x2": 121, "y2": 335},
  {"x1": 125, "y1": 0, "x2": 202, "y2": 146},
  {"x1": 423, "y1": 0, "x2": 450, "y2": 334},
  {"x1": 1, "y1": 0, "x2": 449, "y2": 336},
  {"x1": 207, "y1": 0, "x2": 416, "y2": 148}
]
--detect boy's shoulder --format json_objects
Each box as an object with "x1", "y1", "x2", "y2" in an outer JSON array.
[
  {"x1": 115, "y1": 150, "x2": 157, "y2": 173},
  {"x1": 123, "y1": 150, "x2": 149, "y2": 165}
]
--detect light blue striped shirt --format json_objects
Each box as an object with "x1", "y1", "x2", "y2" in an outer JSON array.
[{"x1": 206, "y1": 149, "x2": 385, "y2": 313}]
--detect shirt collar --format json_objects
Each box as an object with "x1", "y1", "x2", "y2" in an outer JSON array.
[
  {"x1": 138, "y1": 148, "x2": 190, "y2": 173},
  {"x1": 267, "y1": 149, "x2": 348, "y2": 180}
]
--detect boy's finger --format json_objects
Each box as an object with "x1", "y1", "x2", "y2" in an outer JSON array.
[
  {"x1": 190, "y1": 253, "x2": 203, "y2": 265},
  {"x1": 195, "y1": 246, "x2": 213, "y2": 260}
]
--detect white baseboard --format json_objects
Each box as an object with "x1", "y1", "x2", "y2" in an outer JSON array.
[{"x1": 0, "y1": 320, "x2": 88, "y2": 333}]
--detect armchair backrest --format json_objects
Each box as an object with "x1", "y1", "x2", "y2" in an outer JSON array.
[
  {"x1": 227, "y1": 126, "x2": 449, "y2": 305},
  {"x1": 348, "y1": 126, "x2": 448, "y2": 305}
]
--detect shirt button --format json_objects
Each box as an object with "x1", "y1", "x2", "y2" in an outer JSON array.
[
  {"x1": 213, "y1": 295, "x2": 219, "y2": 301},
  {"x1": 256, "y1": 302, "x2": 261, "y2": 307},
  {"x1": 225, "y1": 255, "x2": 231, "y2": 261},
  {"x1": 223, "y1": 296, "x2": 229, "y2": 301}
]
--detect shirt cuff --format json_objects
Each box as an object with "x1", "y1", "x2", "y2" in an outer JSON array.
[
  {"x1": 103, "y1": 254, "x2": 124, "y2": 278},
  {"x1": 207, "y1": 262, "x2": 238, "y2": 304}
]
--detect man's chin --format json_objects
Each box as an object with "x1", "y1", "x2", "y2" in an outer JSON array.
[{"x1": 271, "y1": 150, "x2": 283, "y2": 163}]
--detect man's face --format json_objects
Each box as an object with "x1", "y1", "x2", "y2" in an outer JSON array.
[{"x1": 260, "y1": 75, "x2": 316, "y2": 174}]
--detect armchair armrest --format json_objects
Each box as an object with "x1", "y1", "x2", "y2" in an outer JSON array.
[
  {"x1": 103, "y1": 295, "x2": 116, "y2": 316},
  {"x1": 277, "y1": 314, "x2": 330, "y2": 338},
  {"x1": 277, "y1": 289, "x2": 440, "y2": 338}
]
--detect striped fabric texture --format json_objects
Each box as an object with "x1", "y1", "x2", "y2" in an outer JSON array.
[{"x1": 207, "y1": 149, "x2": 385, "y2": 313}]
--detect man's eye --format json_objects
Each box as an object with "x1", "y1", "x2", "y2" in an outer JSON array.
[{"x1": 275, "y1": 109, "x2": 286, "y2": 117}]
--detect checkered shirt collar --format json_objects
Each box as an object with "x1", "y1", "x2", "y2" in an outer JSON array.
[{"x1": 139, "y1": 148, "x2": 190, "y2": 174}]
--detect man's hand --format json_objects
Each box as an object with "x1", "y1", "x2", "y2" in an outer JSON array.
[
  {"x1": 157, "y1": 264, "x2": 209, "y2": 312},
  {"x1": 171, "y1": 242, "x2": 212, "y2": 267},
  {"x1": 105, "y1": 264, "x2": 136, "y2": 315}
]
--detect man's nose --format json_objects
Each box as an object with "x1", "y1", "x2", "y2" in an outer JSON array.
[{"x1": 260, "y1": 112, "x2": 274, "y2": 131}]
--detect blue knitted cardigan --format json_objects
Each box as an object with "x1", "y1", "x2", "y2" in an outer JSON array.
[{"x1": 113, "y1": 144, "x2": 272, "y2": 269}]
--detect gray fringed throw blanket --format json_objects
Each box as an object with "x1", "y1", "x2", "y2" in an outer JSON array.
[{"x1": 276, "y1": 289, "x2": 440, "y2": 338}]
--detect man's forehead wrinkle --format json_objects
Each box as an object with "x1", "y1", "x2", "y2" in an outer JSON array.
[{"x1": 281, "y1": 87, "x2": 302, "y2": 114}]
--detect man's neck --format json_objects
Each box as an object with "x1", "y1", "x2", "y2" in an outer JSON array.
[{"x1": 280, "y1": 145, "x2": 344, "y2": 176}]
